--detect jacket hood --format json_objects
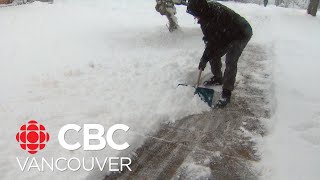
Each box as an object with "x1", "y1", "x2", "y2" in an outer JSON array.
[{"x1": 187, "y1": 0, "x2": 209, "y2": 17}]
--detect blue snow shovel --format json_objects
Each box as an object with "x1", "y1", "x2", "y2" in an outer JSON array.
[{"x1": 179, "y1": 70, "x2": 214, "y2": 107}]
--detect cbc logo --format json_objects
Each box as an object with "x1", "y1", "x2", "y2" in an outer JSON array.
[{"x1": 16, "y1": 120, "x2": 50, "y2": 154}]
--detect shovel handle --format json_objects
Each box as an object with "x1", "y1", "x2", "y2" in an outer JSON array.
[{"x1": 196, "y1": 70, "x2": 202, "y2": 87}]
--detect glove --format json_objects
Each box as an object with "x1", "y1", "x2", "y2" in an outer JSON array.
[
  {"x1": 202, "y1": 36, "x2": 208, "y2": 45},
  {"x1": 198, "y1": 59, "x2": 207, "y2": 71}
]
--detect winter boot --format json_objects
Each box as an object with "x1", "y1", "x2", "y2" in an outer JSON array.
[
  {"x1": 216, "y1": 89, "x2": 231, "y2": 108},
  {"x1": 203, "y1": 76, "x2": 222, "y2": 86}
]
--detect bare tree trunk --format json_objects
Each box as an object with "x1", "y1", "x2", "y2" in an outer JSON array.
[
  {"x1": 275, "y1": 0, "x2": 284, "y2": 6},
  {"x1": 307, "y1": 0, "x2": 320, "y2": 16}
]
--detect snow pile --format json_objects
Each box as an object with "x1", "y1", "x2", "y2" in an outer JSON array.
[
  {"x1": 180, "y1": 163, "x2": 212, "y2": 179},
  {"x1": 0, "y1": 1, "x2": 209, "y2": 179}
]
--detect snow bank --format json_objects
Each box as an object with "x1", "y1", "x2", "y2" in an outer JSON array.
[
  {"x1": 257, "y1": 6, "x2": 320, "y2": 180},
  {"x1": 0, "y1": 0, "x2": 209, "y2": 179}
]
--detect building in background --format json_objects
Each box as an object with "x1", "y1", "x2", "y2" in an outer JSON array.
[{"x1": 0, "y1": 0, "x2": 13, "y2": 4}]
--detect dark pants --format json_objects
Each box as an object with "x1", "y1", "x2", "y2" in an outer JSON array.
[{"x1": 209, "y1": 37, "x2": 251, "y2": 91}]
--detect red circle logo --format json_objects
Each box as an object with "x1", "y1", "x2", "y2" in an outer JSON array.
[{"x1": 16, "y1": 120, "x2": 50, "y2": 154}]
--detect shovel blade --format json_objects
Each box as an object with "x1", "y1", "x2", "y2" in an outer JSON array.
[
  {"x1": 178, "y1": 84, "x2": 214, "y2": 107},
  {"x1": 195, "y1": 87, "x2": 214, "y2": 107}
]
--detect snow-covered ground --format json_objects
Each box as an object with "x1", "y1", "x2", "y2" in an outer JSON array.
[
  {"x1": 0, "y1": 1, "x2": 210, "y2": 179},
  {"x1": 256, "y1": 6, "x2": 320, "y2": 180},
  {"x1": 0, "y1": 0, "x2": 319, "y2": 180}
]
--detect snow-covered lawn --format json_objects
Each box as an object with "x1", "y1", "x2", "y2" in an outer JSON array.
[
  {"x1": 256, "y1": 6, "x2": 320, "y2": 180},
  {"x1": 0, "y1": 0, "x2": 319, "y2": 180}
]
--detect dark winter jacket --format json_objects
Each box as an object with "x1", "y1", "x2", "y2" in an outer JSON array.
[{"x1": 187, "y1": 0, "x2": 252, "y2": 61}]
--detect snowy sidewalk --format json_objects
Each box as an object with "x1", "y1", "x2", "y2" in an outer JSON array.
[
  {"x1": 1, "y1": 1, "x2": 320, "y2": 179},
  {"x1": 105, "y1": 43, "x2": 271, "y2": 179}
]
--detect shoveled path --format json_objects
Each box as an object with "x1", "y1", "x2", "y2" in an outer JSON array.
[{"x1": 105, "y1": 44, "x2": 271, "y2": 180}]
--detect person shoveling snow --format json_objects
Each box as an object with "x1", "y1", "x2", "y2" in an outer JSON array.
[{"x1": 187, "y1": 0, "x2": 253, "y2": 108}]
